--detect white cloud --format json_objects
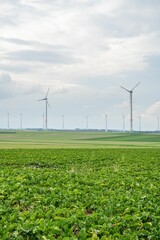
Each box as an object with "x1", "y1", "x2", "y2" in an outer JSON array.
[
  {"x1": 143, "y1": 101, "x2": 160, "y2": 117},
  {"x1": 0, "y1": 0, "x2": 159, "y2": 79},
  {"x1": 113, "y1": 100, "x2": 129, "y2": 109},
  {"x1": 0, "y1": 0, "x2": 159, "y2": 129}
]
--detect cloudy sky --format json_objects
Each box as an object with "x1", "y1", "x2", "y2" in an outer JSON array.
[{"x1": 0, "y1": 0, "x2": 160, "y2": 131}]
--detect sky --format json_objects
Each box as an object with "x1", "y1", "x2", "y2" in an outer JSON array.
[{"x1": 0, "y1": 0, "x2": 160, "y2": 131}]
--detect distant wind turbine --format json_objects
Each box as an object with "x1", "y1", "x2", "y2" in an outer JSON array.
[
  {"x1": 62, "y1": 115, "x2": 64, "y2": 130},
  {"x1": 7, "y1": 112, "x2": 10, "y2": 130},
  {"x1": 86, "y1": 116, "x2": 88, "y2": 130},
  {"x1": 121, "y1": 82, "x2": 140, "y2": 133},
  {"x1": 43, "y1": 113, "x2": 45, "y2": 130},
  {"x1": 105, "y1": 114, "x2": 108, "y2": 132},
  {"x1": 122, "y1": 115, "x2": 125, "y2": 133},
  {"x1": 157, "y1": 117, "x2": 159, "y2": 132},
  {"x1": 20, "y1": 113, "x2": 22, "y2": 130},
  {"x1": 38, "y1": 88, "x2": 50, "y2": 131},
  {"x1": 139, "y1": 115, "x2": 141, "y2": 132}
]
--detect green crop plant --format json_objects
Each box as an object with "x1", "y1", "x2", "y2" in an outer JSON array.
[{"x1": 0, "y1": 148, "x2": 160, "y2": 239}]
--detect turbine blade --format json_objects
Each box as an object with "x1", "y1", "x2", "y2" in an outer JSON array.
[
  {"x1": 45, "y1": 88, "x2": 50, "y2": 98},
  {"x1": 120, "y1": 86, "x2": 130, "y2": 92},
  {"x1": 131, "y1": 82, "x2": 140, "y2": 91},
  {"x1": 37, "y1": 98, "x2": 45, "y2": 101}
]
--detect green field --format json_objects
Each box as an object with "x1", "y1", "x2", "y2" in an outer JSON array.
[
  {"x1": 0, "y1": 131, "x2": 160, "y2": 239},
  {"x1": 0, "y1": 148, "x2": 160, "y2": 239},
  {"x1": 0, "y1": 131, "x2": 160, "y2": 148}
]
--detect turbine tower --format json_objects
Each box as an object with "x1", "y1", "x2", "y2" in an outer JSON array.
[
  {"x1": 7, "y1": 112, "x2": 10, "y2": 130},
  {"x1": 85, "y1": 116, "x2": 88, "y2": 130},
  {"x1": 121, "y1": 82, "x2": 140, "y2": 133},
  {"x1": 105, "y1": 114, "x2": 108, "y2": 132},
  {"x1": 62, "y1": 115, "x2": 64, "y2": 130},
  {"x1": 157, "y1": 117, "x2": 159, "y2": 132},
  {"x1": 139, "y1": 115, "x2": 141, "y2": 132},
  {"x1": 20, "y1": 113, "x2": 22, "y2": 130},
  {"x1": 43, "y1": 113, "x2": 45, "y2": 130},
  {"x1": 123, "y1": 115, "x2": 125, "y2": 133},
  {"x1": 38, "y1": 88, "x2": 50, "y2": 131}
]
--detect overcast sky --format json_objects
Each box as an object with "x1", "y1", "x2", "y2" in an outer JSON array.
[{"x1": 0, "y1": 0, "x2": 160, "y2": 131}]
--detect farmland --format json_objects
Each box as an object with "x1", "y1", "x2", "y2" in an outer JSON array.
[
  {"x1": 0, "y1": 131, "x2": 160, "y2": 239},
  {"x1": 0, "y1": 131, "x2": 160, "y2": 148},
  {"x1": 0, "y1": 147, "x2": 160, "y2": 239}
]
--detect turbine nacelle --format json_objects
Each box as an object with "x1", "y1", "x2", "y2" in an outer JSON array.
[{"x1": 120, "y1": 82, "x2": 140, "y2": 93}]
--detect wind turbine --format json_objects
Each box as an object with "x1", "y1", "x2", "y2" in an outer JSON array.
[
  {"x1": 62, "y1": 115, "x2": 64, "y2": 130},
  {"x1": 157, "y1": 117, "x2": 159, "y2": 132},
  {"x1": 139, "y1": 115, "x2": 141, "y2": 132},
  {"x1": 38, "y1": 88, "x2": 50, "y2": 131},
  {"x1": 20, "y1": 113, "x2": 22, "y2": 130},
  {"x1": 86, "y1": 116, "x2": 88, "y2": 130},
  {"x1": 43, "y1": 113, "x2": 45, "y2": 130},
  {"x1": 122, "y1": 115, "x2": 125, "y2": 133},
  {"x1": 105, "y1": 114, "x2": 108, "y2": 132},
  {"x1": 7, "y1": 112, "x2": 10, "y2": 130},
  {"x1": 121, "y1": 82, "x2": 140, "y2": 133}
]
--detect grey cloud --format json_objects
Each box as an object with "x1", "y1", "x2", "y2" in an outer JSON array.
[
  {"x1": 0, "y1": 37, "x2": 33, "y2": 46},
  {"x1": 0, "y1": 73, "x2": 19, "y2": 99},
  {"x1": 0, "y1": 73, "x2": 12, "y2": 84},
  {"x1": 0, "y1": 64, "x2": 29, "y2": 74},
  {"x1": 0, "y1": 73, "x2": 41, "y2": 99},
  {"x1": 0, "y1": 1, "x2": 21, "y2": 26},
  {"x1": 26, "y1": 0, "x2": 97, "y2": 7},
  {"x1": 90, "y1": 5, "x2": 160, "y2": 38},
  {"x1": 0, "y1": 15, "x2": 19, "y2": 27},
  {"x1": 8, "y1": 50, "x2": 81, "y2": 64},
  {"x1": 119, "y1": 1, "x2": 160, "y2": 35},
  {"x1": 0, "y1": 37, "x2": 69, "y2": 51},
  {"x1": 0, "y1": 0, "x2": 40, "y2": 27},
  {"x1": 0, "y1": 0, "x2": 20, "y2": 3}
]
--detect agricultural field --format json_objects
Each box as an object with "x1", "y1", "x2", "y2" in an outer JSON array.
[
  {"x1": 0, "y1": 131, "x2": 160, "y2": 148},
  {"x1": 0, "y1": 148, "x2": 160, "y2": 239}
]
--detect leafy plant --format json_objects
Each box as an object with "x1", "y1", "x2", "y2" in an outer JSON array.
[{"x1": 0, "y1": 148, "x2": 159, "y2": 239}]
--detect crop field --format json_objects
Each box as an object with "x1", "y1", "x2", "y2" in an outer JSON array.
[
  {"x1": 0, "y1": 148, "x2": 160, "y2": 239},
  {"x1": 0, "y1": 131, "x2": 160, "y2": 148}
]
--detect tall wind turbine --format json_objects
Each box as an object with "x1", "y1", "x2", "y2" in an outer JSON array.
[
  {"x1": 121, "y1": 82, "x2": 140, "y2": 133},
  {"x1": 38, "y1": 88, "x2": 50, "y2": 131}
]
